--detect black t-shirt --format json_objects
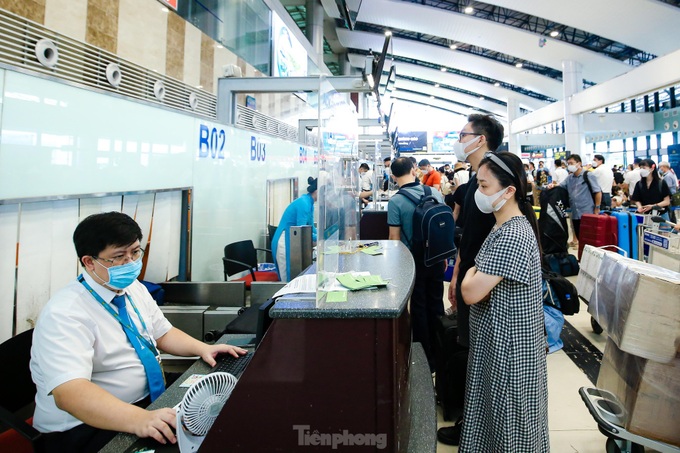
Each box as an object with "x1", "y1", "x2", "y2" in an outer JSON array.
[
  {"x1": 458, "y1": 175, "x2": 496, "y2": 277},
  {"x1": 631, "y1": 178, "x2": 671, "y2": 213}
]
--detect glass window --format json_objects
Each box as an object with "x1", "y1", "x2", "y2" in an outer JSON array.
[{"x1": 177, "y1": 0, "x2": 271, "y2": 75}]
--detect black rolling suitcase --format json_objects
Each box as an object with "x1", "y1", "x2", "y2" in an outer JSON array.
[{"x1": 434, "y1": 312, "x2": 468, "y2": 421}]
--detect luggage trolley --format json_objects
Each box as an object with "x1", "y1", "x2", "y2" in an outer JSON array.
[{"x1": 579, "y1": 387, "x2": 680, "y2": 453}]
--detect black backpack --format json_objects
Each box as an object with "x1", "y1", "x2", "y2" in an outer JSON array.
[
  {"x1": 398, "y1": 185, "x2": 457, "y2": 267},
  {"x1": 542, "y1": 268, "x2": 580, "y2": 315}
]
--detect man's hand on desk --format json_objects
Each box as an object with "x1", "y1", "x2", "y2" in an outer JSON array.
[
  {"x1": 134, "y1": 407, "x2": 178, "y2": 445},
  {"x1": 199, "y1": 343, "x2": 248, "y2": 367}
]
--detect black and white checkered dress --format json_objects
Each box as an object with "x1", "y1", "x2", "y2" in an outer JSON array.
[{"x1": 459, "y1": 215, "x2": 549, "y2": 452}]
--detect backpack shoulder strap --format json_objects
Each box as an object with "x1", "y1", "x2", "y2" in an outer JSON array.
[{"x1": 397, "y1": 186, "x2": 423, "y2": 206}]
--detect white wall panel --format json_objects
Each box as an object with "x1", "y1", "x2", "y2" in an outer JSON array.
[
  {"x1": 143, "y1": 192, "x2": 173, "y2": 283},
  {"x1": 190, "y1": 120, "x2": 317, "y2": 281},
  {"x1": 79, "y1": 196, "x2": 123, "y2": 220},
  {"x1": 166, "y1": 192, "x2": 182, "y2": 280},
  {"x1": 16, "y1": 202, "x2": 56, "y2": 332},
  {"x1": 0, "y1": 71, "x2": 193, "y2": 201},
  {"x1": 133, "y1": 193, "x2": 156, "y2": 251},
  {"x1": 0, "y1": 204, "x2": 19, "y2": 342},
  {"x1": 48, "y1": 200, "x2": 80, "y2": 298}
]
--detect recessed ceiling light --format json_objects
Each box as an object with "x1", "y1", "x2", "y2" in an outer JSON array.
[
  {"x1": 430, "y1": 95, "x2": 435, "y2": 99},
  {"x1": 197, "y1": 85, "x2": 203, "y2": 89},
  {"x1": 515, "y1": 62, "x2": 523, "y2": 68},
  {"x1": 434, "y1": 83, "x2": 440, "y2": 88},
  {"x1": 385, "y1": 31, "x2": 392, "y2": 36},
  {"x1": 216, "y1": 44, "x2": 223, "y2": 49},
  {"x1": 464, "y1": 6, "x2": 474, "y2": 14},
  {"x1": 550, "y1": 30, "x2": 559, "y2": 37},
  {"x1": 161, "y1": 7, "x2": 169, "y2": 12},
  {"x1": 440, "y1": 67, "x2": 447, "y2": 72},
  {"x1": 449, "y1": 44, "x2": 458, "y2": 50},
  {"x1": 479, "y1": 96, "x2": 484, "y2": 100},
  {"x1": 494, "y1": 82, "x2": 500, "y2": 87}
]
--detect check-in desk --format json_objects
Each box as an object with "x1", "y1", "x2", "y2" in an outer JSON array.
[{"x1": 102, "y1": 241, "x2": 436, "y2": 452}]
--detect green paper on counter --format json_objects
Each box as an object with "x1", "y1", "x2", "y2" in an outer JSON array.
[
  {"x1": 325, "y1": 291, "x2": 348, "y2": 302},
  {"x1": 360, "y1": 245, "x2": 383, "y2": 255},
  {"x1": 336, "y1": 273, "x2": 389, "y2": 290}
]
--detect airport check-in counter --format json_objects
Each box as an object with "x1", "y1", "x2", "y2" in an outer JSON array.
[{"x1": 102, "y1": 241, "x2": 436, "y2": 452}]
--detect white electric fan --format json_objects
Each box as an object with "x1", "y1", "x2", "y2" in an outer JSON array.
[{"x1": 176, "y1": 372, "x2": 238, "y2": 452}]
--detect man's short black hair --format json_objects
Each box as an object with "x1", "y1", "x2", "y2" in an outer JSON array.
[
  {"x1": 418, "y1": 159, "x2": 430, "y2": 167},
  {"x1": 634, "y1": 158, "x2": 642, "y2": 165},
  {"x1": 383, "y1": 156, "x2": 391, "y2": 163},
  {"x1": 73, "y1": 212, "x2": 143, "y2": 265},
  {"x1": 554, "y1": 159, "x2": 562, "y2": 167},
  {"x1": 567, "y1": 154, "x2": 582, "y2": 164},
  {"x1": 594, "y1": 154, "x2": 605, "y2": 163},
  {"x1": 467, "y1": 114, "x2": 504, "y2": 151},
  {"x1": 359, "y1": 163, "x2": 370, "y2": 171},
  {"x1": 391, "y1": 157, "x2": 414, "y2": 178}
]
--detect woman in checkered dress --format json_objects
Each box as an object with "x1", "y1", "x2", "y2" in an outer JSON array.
[{"x1": 459, "y1": 152, "x2": 549, "y2": 452}]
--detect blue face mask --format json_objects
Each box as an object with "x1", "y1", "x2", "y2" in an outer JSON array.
[{"x1": 95, "y1": 258, "x2": 142, "y2": 289}]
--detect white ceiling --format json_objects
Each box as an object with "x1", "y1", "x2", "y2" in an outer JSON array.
[{"x1": 313, "y1": 0, "x2": 680, "y2": 123}]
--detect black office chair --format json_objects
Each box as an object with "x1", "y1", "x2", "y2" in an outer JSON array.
[
  {"x1": 0, "y1": 328, "x2": 44, "y2": 453},
  {"x1": 223, "y1": 240, "x2": 279, "y2": 289},
  {"x1": 266, "y1": 225, "x2": 278, "y2": 262}
]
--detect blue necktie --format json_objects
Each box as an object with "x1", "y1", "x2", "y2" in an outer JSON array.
[{"x1": 112, "y1": 295, "x2": 165, "y2": 401}]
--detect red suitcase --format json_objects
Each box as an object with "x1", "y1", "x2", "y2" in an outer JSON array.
[{"x1": 578, "y1": 214, "x2": 618, "y2": 260}]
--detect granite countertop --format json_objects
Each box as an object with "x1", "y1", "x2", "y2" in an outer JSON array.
[{"x1": 270, "y1": 240, "x2": 416, "y2": 319}]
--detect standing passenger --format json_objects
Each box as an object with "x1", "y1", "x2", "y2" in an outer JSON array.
[
  {"x1": 459, "y1": 152, "x2": 549, "y2": 452},
  {"x1": 388, "y1": 157, "x2": 446, "y2": 372},
  {"x1": 419, "y1": 159, "x2": 442, "y2": 191},
  {"x1": 591, "y1": 154, "x2": 614, "y2": 209},
  {"x1": 272, "y1": 177, "x2": 318, "y2": 281},
  {"x1": 659, "y1": 161, "x2": 678, "y2": 195},
  {"x1": 437, "y1": 113, "x2": 504, "y2": 446}
]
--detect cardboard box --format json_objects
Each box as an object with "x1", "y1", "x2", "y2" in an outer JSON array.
[
  {"x1": 576, "y1": 245, "x2": 626, "y2": 304},
  {"x1": 589, "y1": 253, "x2": 680, "y2": 363},
  {"x1": 597, "y1": 339, "x2": 680, "y2": 446}
]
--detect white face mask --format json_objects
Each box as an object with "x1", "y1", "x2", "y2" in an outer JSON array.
[
  {"x1": 592, "y1": 162, "x2": 599, "y2": 168},
  {"x1": 420, "y1": 168, "x2": 429, "y2": 175},
  {"x1": 567, "y1": 164, "x2": 578, "y2": 173},
  {"x1": 640, "y1": 169, "x2": 651, "y2": 178},
  {"x1": 453, "y1": 138, "x2": 481, "y2": 162},
  {"x1": 474, "y1": 187, "x2": 508, "y2": 214}
]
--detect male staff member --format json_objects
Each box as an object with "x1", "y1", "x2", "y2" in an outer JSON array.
[
  {"x1": 30, "y1": 212, "x2": 246, "y2": 452},
  {"x1": 388, "y1": 157, "x2": 445, "y2": 373},
  {"x1": 438, "y1": 113, "x2": 505, "y2": 446}
]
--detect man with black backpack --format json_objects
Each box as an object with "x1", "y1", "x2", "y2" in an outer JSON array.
[{"x1": 388, "y1": 157, "x2": 454, "y2": 373}]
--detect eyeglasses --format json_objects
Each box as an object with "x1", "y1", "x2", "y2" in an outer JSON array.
[
  {"x1": 94, "y1": 249, "x2": 144, "y2": 266},
  {"x1": 459, "y1": 132, "x2": 481, "y2": 139}
]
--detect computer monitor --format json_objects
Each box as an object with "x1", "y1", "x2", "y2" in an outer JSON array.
[{"x1": 255, "y1": 297, "x2": 276, "y2": 347}]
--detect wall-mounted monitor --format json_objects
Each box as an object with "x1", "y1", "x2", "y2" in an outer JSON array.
[
  {"x1": 335, "y1": 0, "x2": 363, "y2": 31},
  {"x1": 395, "y1": 130, "x2": 427, "y2": 152},
  {"x1": 272, "y1": 12, "x2": 308, "y2": 77},
  {"x1": 432, "y1": 131, "x2": 459, "y2": 152}
]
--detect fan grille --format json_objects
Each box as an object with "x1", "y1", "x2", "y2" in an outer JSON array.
[{"x1": 181, "y1": 372, "x2": 238, "y2": 436}]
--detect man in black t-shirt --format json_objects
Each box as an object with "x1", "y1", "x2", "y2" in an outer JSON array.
[{"x1": 438, "y1": 114, "x2": 504, "y2": 446}]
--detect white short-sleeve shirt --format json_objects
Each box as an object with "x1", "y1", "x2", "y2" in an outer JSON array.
[{"x1": 30, "y1": 272, "x2": 172, "y2": 433}]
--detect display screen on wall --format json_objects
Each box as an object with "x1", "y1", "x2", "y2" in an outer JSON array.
[
  {"x1": 396, "y1": 131, "x2": 427, "y2": 152},
  {"x1": 272, "y1": 12, "x2": 308, "y2": 77},
  {"x1": 431, "y1": 131, "x2": 459, "y2": 152}
]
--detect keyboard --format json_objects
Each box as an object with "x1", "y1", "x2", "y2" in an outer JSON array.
[{"x1": 209, "y1": 351, "x2": 253, "y2": 378}]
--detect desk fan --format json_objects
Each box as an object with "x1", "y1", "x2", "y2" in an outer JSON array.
[{"x1": 176, "y1": 372, "x2": 238, "y2": 452}]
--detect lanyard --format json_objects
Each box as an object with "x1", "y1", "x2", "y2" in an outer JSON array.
[{"x1": 78, "y1": 275, "x2": 159, "y2": 357}]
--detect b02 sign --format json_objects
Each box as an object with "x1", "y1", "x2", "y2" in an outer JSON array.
[
  {"x1": 251, "y1": 136, "x2": 266, "y2": 161},
  {"x1": 198, "y1": 124, "x2": 225, "y2": 159}
]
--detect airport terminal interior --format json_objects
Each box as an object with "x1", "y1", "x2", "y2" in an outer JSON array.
[{"x1": 0, "y1": 0, "x2": 679, "y2": 452}]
